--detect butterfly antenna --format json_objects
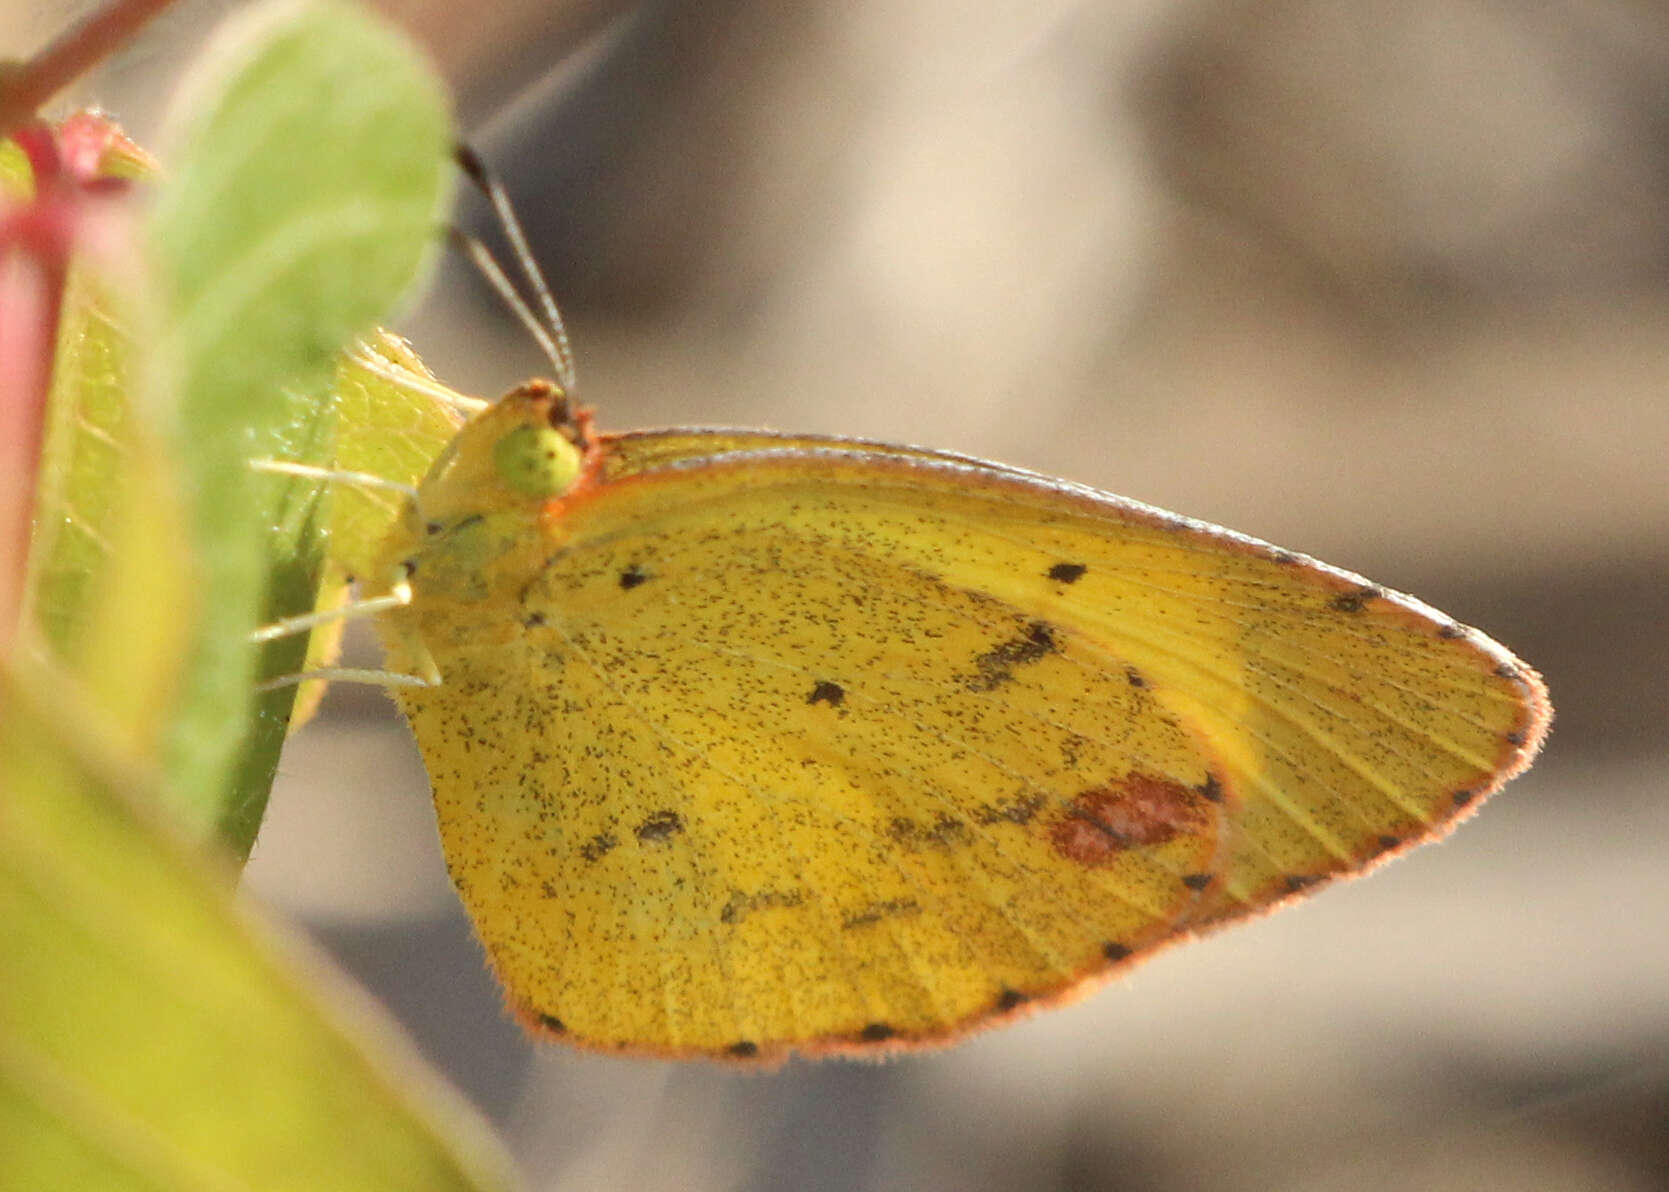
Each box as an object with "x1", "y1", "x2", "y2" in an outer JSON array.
[
  {"x1": 453, "y1": 143, "x2": 578, "y2": 393},
  {"x1": 447, "y1": 225, "x2": 575, "y2": 389}
]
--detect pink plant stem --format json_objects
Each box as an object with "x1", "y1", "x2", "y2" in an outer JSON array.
[
  {"x1": 0, "y1": 125, "x2": 72, "y2": 655},
  {"x1": 0, "y1": 247, "x2": 60, "y2": 654}
]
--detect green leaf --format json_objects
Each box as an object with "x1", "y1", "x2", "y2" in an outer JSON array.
[
  {"x1": 328, "y1": 331, "x2": 470, "y2": 578},
  {"x1": 286, "y1": 333, "x2": 470, "y2": 726},
  {"x1": 0, "y1": 662, "x2": 517, "y2": 1192},
  {"x1": 16, "y1": 118, "x2": 192, "y2": 762},
  {"x1": 27, "y1": 267, "x2": 145, "y2": 670},
  {"x1": 146, "y1": 0, "x2": 451, "y2": 852},
  {"x1": 8, "y1": 161, "x2": 508, "y2": 1176}
]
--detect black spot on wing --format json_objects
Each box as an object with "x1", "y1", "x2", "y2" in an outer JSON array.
[
  {"x1": 969, "y1": 791, "x2": 1047, "y2": 826},
  {"x1": 888, "y1": 814, "x2": 971, "y2": 851},
  {"x1": 1283, "y1": 873, "x2": 1324, "y2": 892},
  {"x1": 727, "y1": 1041, "x2": 759, "y2": 1058},
  {"x1": 618, "y1": 564, "x2": 650, "y2": 590},
  {"x1": 1125, "y1": 666, "x2": 1147, "y2": 689},
  {"x1": 522, "y1": 611, "x2": 547, "y2": 628},
  {"x1": 1047, "y1": 562, "x2": 1087, "y2": 583},
  {"x1": 859, "y1": 1023, "x2": 896, "y2": 1042},
  {"x1": 995, "y1": 988, "x2": 1028, "y2": 1012},
  {"x1": 635, "y1": 810, "x2": 684, "y2": 843},
  {"x1": 1102, "y1": 941, "x2": 1133, "y2": 962},
  {"x1": 1329, "y1": 586, "x2": 1382, "y2": 613},
  {"x1": 1378, "y1": 834, "x2": 1401, "y2": 851},
  {"x1": 807, "y1": 680, "x2": 845, "y2": 707},
  {"x1": 579, "y1": 831, "x2": 617, "y2": 862},
  {"x1": 719, "y1": 888, "x2": 805, "y2": 925},
  {"x1": 1197, "y1": 772, "x2": 1224, "y2": 804},
  {"x1": 1438, "y1": 622, "x2": 1466, "y2": 640},
  {"x1": 841, "y1": 898, "x2": 920, "y2": 929},
  {"x1": 966, "y1": 620, "x2": 1058, "y2": 691},
  {"x1": 1452, "y1": 788, "x2": 1478, "y2": 807},
  {"x1": 1181, "y1": 873, "x2": 1213, "y2": 891},
  {"x1": 537, "y1": 1013, "x2": 565, "y2": 1034}
]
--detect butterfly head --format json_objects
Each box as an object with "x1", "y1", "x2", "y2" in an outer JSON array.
[
  {"x1": 410, "y1": 379, "x2": 595, "y2": 520},
  {"x1": 490, "y1": 388, "x2": 588, "y2": 499},
  {"x1": 371, "y1": 380, "x2": 602, "y2": 609}
]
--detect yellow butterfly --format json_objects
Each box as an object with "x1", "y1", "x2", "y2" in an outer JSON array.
[{"x1": 362, "y1": 375, "x2": 1549, "y2": 1063}]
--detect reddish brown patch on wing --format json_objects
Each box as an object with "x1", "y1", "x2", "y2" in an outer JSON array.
[{"x1": 1049, "y1": 772, "x2": 1208, "y2": 866}]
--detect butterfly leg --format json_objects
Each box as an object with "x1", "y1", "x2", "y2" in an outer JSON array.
[
  {"x1": 248, "y1": 457, "x2": 419, "y2": 504},
  {"x1": 249, "y1": 583, "x2": 411, "y2": 644},
  {"x1": 253, "y1": 665, "x2": 432, "y2": 694},
  {"x1": 247, "y1": 458, "x2": 441, "y2": 691}
]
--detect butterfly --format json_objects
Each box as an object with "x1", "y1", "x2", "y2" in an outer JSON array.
[
  {"x1": 359, "y1": 373, "x2": 1549, "y2": 1063},
  {"x1": 314, "y1": 146, "x2": 1552, "y2": 1063}
]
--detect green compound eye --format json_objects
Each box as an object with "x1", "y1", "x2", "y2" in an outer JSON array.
[{"x1": 493, "y1": 424, "x2": 582, "y2": 497}]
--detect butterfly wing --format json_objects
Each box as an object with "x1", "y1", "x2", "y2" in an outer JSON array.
[{"x1": 386, "y1": 430, "x2": 1548, "y2": 1061}]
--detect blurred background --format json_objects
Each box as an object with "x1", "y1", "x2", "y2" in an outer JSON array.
[{"x1": 11, "y1": 0, "x2": 1669, "y2": 1187}]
